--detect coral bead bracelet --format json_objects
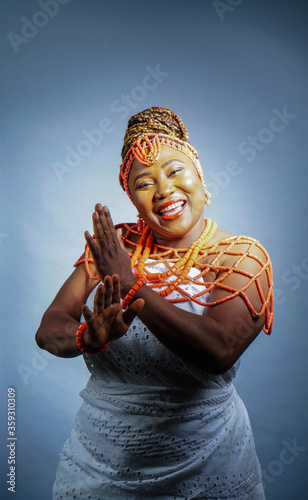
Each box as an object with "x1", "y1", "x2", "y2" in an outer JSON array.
[{"x1": 76, "y1": 321, "x2": 110, "y2": 355}]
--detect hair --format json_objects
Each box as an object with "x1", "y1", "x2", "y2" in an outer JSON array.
[{"x1": 121, "y1": 106, "x2": 190, "y2": 160}]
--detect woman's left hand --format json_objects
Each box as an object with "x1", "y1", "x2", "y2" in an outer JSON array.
[
  {"x1": 85, "y1": 204, "x2": 136, "y2": 295},
  {"x1": 82, "y1": 274, "x2": 144, "y2": 346}
]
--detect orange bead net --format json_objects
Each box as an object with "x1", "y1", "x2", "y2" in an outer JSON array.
[{"x1": 74, "y1": 221, "x2": 274, "y2": 335}]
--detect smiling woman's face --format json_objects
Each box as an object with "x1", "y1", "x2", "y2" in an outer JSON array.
[{"x1": 128, "y1": 145, "x2": 206, "y2": 247}]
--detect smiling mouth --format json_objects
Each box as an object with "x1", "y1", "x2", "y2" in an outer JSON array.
[{"x1": 156, "y1": 201, "x2": 186, "y2": 220}]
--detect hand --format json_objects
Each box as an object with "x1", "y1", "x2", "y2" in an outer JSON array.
[
  {"x1": 82, "y1": 274, "x2": 144, "y2": 347},
  {"x1": 85, "y1": 204, "x2": 135, "y2": 294}
]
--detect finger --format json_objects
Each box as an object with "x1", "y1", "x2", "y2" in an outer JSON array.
[
  {"x1": 85, "y1": 230, "x2": 98, "y2": 251},
  {"x1": 122, "y1": 298, "x2": 145, "y2": 326},
  {"x1": 93, "y1": 210, "x2": 108, "y2": 251},
  {"x1": 84, "y1": 231, "x2": 102, "y2": 266},
  {"x1": 91, "y1": 204, "x2": 109, "y2": 250},
  {"x1": 103, "y1": 275, "x2": 113, "y2": 308},
  {"x1": 85, "y1": 230, "x2": 96, "y2": 247},
  {"x1": 103, "y1": 206, "x2": 118, "y2": 240},
  {"x1": 99, "y1": 205, "x2": 120, "y2": 248},
  {"x1": 95, "y1": 202, "x2": 102, "y2": 211},
  {"x1": 111, "y1": 274, "x2": 121, "y2": 304},
  {"x1": 96, "y1": 205, "x2": 113, "y2": 247},
  {"x1": 93, "y1": 284, "x2": 105, "y2": 315},
  {"x1": 116, "y1": 228, "x2": 125, "y2": 250},
  {"x1": 82, "y1": 304, "x2": 94, "y2": 324}
]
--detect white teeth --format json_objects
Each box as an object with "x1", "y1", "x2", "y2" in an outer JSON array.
[{"x1": 159, "y1": 201, "x2": 184, "y2": 214}]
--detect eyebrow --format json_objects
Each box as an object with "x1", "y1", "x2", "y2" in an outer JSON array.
[{"x1": 133, "y1": 159, "x2": 186, "y2": 185}]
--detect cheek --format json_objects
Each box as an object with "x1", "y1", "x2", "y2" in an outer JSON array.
[
  {"x1": 181, "y1": 171, "x2": 204, "y2": 198},
  {"x1": 131, "y1": 192, "x2": 151, "y2": 213},
  {"x1": 182, "y1": 170, "x2": 193, "y2": 184}
]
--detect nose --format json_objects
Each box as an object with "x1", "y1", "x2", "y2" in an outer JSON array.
[{"x1": 154, "y1": 177, "x2": 174, "y2": 200}]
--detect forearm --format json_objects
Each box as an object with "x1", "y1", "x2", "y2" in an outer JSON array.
[
  {"x1": 131, "y1": 284, "x2": 229, "y2": 374},
  {"x1": 35, "y1": 309, "x2": 83, "y2": 358}
]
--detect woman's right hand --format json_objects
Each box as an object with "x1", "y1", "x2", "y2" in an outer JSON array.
[{"x1": 82, "y1": 274, "x2": 144, "y2": 348}]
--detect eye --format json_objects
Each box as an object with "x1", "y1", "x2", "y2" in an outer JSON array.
[
  {"x1": 169, "y1": 167, "x2": 184, "y2": 177},
  {"x1": 135, "y1": 180, "x2": 154, "y2": 190}
]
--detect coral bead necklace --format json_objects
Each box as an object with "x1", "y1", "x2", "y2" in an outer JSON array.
[
  {"x1": 75, "y1": 218, "x2": 274, "y2": 335},
  {"x1": 131, "y1": 218, "x2": 217, "y2": 297}
]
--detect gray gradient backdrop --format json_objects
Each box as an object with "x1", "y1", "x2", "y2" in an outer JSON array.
[{"x1": 1, "y1": 1, "x2": 308, "y2": 499}]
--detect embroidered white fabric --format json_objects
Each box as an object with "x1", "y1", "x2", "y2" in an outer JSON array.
[{"x1": 52, "y1": 264, "x2": 265, "y2": 499}]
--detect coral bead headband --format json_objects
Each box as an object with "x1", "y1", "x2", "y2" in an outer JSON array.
[{"x1": 119, "y1": 133, "x2": 211, "y2": 205}]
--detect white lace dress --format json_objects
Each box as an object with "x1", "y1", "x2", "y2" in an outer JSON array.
[{"x1": 52, "y1": 264, "x2": 265, "y2": 499}]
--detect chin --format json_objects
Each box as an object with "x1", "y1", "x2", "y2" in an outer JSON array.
[{"x1": 157, "y1": 217, "x2": 197, "y2": 237}]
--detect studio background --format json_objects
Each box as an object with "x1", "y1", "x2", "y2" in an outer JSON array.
[{"x1": 1, "y1": 1, "x2": 307, "y2": 499}]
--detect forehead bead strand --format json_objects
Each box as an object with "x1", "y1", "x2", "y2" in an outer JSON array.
[{"x1": 132, "y1": 134, "x2": 161, "y2": 166}]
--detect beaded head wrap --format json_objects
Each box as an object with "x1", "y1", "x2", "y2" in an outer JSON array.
[{"x1": 119, "y1": 107, "x2": 211, "y2": 205}]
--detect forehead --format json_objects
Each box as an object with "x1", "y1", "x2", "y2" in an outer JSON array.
[{"x1": 129, "y1": 144, "x2": 195, "y2": 178}]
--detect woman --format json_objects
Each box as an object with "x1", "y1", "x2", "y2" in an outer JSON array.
[{"x1": 36, "y1": 107, "x2": 273, "y2": 499}]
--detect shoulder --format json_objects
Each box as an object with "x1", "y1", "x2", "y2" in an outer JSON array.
[
  {"x1": 203, "y1": 228, "x2": 274, "y2": 334},
  {"x1": 208, "y1": 228, "x2": 234, "y2": 246},
  {"x1": 203, "y1": 227, "x2": 272, "y2": 286},
  {"x1": 208, "y1": 228, "x2": 270, "y2": 261},
  {"x1": 209, "y1": 229, "x2": 273, "y2": 301}
]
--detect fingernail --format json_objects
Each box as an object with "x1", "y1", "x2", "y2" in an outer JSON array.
[{"x1": 93, "y1": 211, "x2": 99, "y2": 220}]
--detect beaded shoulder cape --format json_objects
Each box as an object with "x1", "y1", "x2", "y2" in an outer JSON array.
[{"x1": 74, "y1": 221, "x2": 274, "y2": 335}]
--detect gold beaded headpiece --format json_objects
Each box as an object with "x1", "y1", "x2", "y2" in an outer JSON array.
[{"x1": 119, "y1": 106, "x2": 211, "y2": 206}]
